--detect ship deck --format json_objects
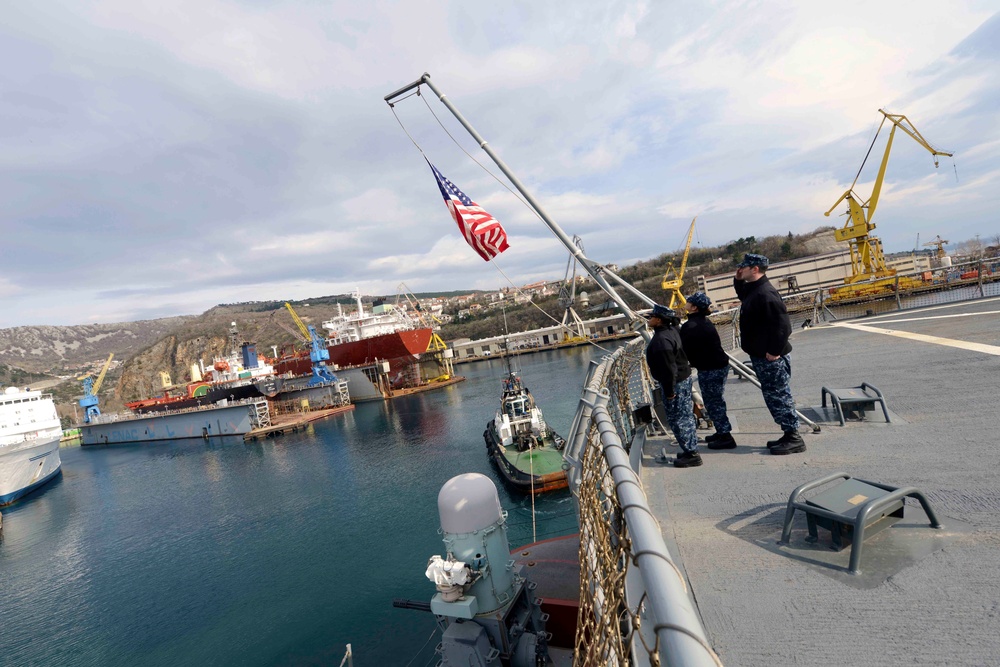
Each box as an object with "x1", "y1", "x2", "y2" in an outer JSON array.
[
  {"x1": 641, "y1": 297, "x2": 1000, "y2": 666},
  {"x1": 502, "y1": 443, "x2": 566, "y2": 474}
]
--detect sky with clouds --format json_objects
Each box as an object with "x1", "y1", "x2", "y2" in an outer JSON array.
[{"x1": 2, "y1": 0, "x2": 998, "y2": 328}]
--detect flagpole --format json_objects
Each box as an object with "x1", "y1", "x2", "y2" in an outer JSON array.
[{"x1": 386, "y1": 73, "x2": 654, "y2": 340}]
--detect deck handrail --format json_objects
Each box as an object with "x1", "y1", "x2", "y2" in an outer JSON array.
[{"x1": 566, "y1": 338, "x2": 721, "y2": 666}]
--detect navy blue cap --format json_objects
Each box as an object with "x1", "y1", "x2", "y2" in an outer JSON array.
[
  {"x1": 686, "y1": 292, "x2": 712, "y2": 309},
  {"x1": 737, "y1": 253, "x2": 769, "y2": 269},
  {"x1": 644, "y1": 304, "x2": 677, "y2": 321}
]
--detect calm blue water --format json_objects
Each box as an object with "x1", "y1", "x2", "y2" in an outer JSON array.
[{"x1": 0, "y1": 342, "x2": 624, "y2": 666}]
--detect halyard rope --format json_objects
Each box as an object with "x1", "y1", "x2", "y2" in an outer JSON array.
[{"x1": 390, "y1": 90, "x2": 613, "y2": 354}]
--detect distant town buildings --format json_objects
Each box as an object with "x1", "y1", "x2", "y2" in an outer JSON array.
[{"x1": 449, "y1": 313, "x2": 632, "y2": 360}]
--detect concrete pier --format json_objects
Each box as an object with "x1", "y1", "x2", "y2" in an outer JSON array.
[{"x1": 244, "y1": 404, "x2": 355, "y2": 440}]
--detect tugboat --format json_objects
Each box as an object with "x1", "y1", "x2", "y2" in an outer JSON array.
[{"x1": 483, "y1": 358, "x2": 568, "y2": 494}]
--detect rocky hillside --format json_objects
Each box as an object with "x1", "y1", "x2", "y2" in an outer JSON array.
[{"x1": 0, "y1": 318, "x2": 194, "y2": 375}]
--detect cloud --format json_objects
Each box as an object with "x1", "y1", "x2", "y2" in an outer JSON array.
[{"x1": 1, "y1": 1, "x2": 998, "y2": 328}]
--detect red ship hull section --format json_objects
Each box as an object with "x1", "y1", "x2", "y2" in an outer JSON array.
[
  {"x1": 273, "y1": 328, "x2": 434, "y2": 376},
  {"x1": 329, "y1": 329, "x2": 433, "y2": 367}
]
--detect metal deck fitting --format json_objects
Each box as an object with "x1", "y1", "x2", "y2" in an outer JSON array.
[
  {"x1": 779, "y1": 473, "x2": 943, "y2": 574},
  {"x1": 820, "y1": 383, "x2": 891, "y2": 426}
]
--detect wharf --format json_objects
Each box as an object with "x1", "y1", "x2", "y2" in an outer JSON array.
[
  {"x1": 641, "y1": 298, "x2": 1000, "y2": 666},
  {"x1": 388, "y1": 374, "x2": 466, "y2": 398},
  {"x1": 244, "y1": 404, "x2": 355, "y2": 440}
]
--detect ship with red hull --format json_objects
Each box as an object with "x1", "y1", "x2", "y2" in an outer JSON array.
[
  {"x1": 126, "y1": 324, "x2": 279, "y2": 414},
  {"x1": 274, "y1": 291, "x2": 449, "y2": 391},
  {"x1": 273, "y1": 328, "x2": 433, "y2": 377}
]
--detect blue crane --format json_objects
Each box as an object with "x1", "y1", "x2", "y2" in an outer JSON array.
[
  {"x1": 79, "y1": 353, "x2": 114, "y2": 423},
  {"x1": 285, "y1": 303, "x2": 338, "y2": 386}
]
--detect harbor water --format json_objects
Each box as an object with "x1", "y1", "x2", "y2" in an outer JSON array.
[{"x1": 0, "y1": 341, "x2": 624, "y2": 666}]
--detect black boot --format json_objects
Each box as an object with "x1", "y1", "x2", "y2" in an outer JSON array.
[
  {"x1": 673, "y1": 451, "x2": 704, "y2": 468},
  {"x1": 707, "y1": 433, "x2": 737, "y2": 450},
  {"x1": 770, "y1": 431, "x2": 805, "y2": 455},
  {"x1": 705, "y1": 432, "x2": 723, "y2": 443}
]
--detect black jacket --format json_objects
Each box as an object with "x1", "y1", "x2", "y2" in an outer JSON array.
[
  {"x1": 680, "y1": 313, "x2": 729, "y2": 371},
  {"x1": 734, "y1": 276, "x2": 792, "y2": 358},
  {"x1": 645, "y1": 324, "x2": 691, "y2": 390}
]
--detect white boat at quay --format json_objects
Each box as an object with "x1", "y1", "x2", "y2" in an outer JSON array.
[{"x1": 0, "y1": 386, "x2": 63, "y2": 506}]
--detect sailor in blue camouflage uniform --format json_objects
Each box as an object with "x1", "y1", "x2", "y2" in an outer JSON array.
[
  {"x1": 680, "y1": 292, "x2": 736, "y2": 449},
  {"x1": 644, "y1": 304, "x2": 701, "y2": 468},
  {"x1": 733, "y1": 253, "x2": 805, "y2": 455}
]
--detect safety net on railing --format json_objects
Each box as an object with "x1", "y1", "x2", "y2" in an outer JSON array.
[{"x1": 568, "y1": 339, "x2": 720, "y2": 667}]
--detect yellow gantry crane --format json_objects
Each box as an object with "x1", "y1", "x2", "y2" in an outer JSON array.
[
  {"x1": 824, "y1": 109, "x2": 953, "y2": 290},
  {"x1": 396, "y1": 283, "x2": 452, "y2": 381},
  {"x1": 396, "y1": 283, "x2": 448, "y2": 352},
  {"x1": 924, "y1": 235, "x2": 949, "y2": 259},
  {"x1": 661, "y1": 217, "x2": 697, "y2": 310}
]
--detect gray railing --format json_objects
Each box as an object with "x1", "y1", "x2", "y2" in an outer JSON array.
[{"x1": 564, "y1": 339, "x2": 721, "y2": 666}]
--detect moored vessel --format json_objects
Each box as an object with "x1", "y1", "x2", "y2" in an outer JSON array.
[
  {"x1": 127, "y1": 324, "x2": 278, "y2": 414},
  {"x1": 483, "y1": 368, "x2": 567, "y2": 494},
  {"x1": 0, "y1": 387, "x2": 63, "y2": 506},
  {"x1": 272, "y1": 291, "x2": 445, "y2": 394}
]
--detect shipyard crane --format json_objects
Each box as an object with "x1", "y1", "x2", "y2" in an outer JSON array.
[
  {"x1": 824, "y1": 109, "x2": 953, "y2": 292},
  {"x1": 558, "y1": 236, "x2": 588, "y2": 341},
  {"x1": 661, "y1": 217, "x2": 697, "y2": 310},
  {"x1": 924, "y1": 235, "x2": 949, "y2": 259},
  {"x1": 396, "y1": 283, "x2": 447, "y2": 352},
  {"x1": 78, "y1": 353, "x2": 114, "y2": 423},
  {"x1": 284, "y1": 303, "x2": 338, "y2": 386},
  {"x1": 396, "y1": 282, "x2": 454, "y2": 381}
]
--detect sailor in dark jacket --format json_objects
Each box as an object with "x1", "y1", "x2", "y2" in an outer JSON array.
[
  {"x1": 680, "y1": 292, "x2": 735, "y2": 449},
  {"x1": 733, "y1": 253, "x2": 804, "y2": 455},
  {"x1": 644, "y1": 304, "x2": 701, "y2": 468}
]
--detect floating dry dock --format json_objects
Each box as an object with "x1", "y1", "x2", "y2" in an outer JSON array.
[
  {"x1": 81, "y1": 400, "x2": 266, "y2": 445},
  {"x1": 80, "y1": 397, "x2": 357, "y2": 446}
]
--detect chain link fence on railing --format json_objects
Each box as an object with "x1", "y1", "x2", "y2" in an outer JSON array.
[{"x1": 567, "y1": 338, "x2": 720, "y2": 667}]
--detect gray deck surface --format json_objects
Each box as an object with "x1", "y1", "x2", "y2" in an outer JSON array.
[{"x1": 641, "y1": 297, "x2": 1000, "y2": 667}]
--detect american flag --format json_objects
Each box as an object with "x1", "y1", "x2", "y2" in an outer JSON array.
[{"x1": 427, "y1": 160, "x2": 509, "y2": 261}]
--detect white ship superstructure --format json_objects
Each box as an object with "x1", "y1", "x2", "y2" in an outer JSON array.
[
  {"x1": 0, "y1": 386, "x2": 63, "y2": 505},
  {"x1": 322, "y1": 290, "x2": 415, "y2": 345}
]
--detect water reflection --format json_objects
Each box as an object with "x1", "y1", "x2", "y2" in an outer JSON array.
[{"x1": 0, "y1": 342, "x2": 622, "y2": 666}]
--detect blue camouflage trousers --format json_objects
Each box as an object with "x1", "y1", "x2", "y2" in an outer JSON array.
[
  {"x1": 662, "y1": 376, "x2": 699, "y2": 453},
  {"x1": 750, "y1": 355, "x2": 799, "y2": 433},
  {"x1": 696, "y1": 366, "x2": 732, "y2": 434}
]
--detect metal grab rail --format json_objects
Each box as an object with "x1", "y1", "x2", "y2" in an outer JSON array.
[
  {"x1": 591, "y1": 394, "x2": 720, "y2": 666},
  {"x1": 565, "y1": 338, "x2": 720, "y2": 666},
  {"x1": 778, "y1": 473, "x2": 944, "y2": 574}
]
